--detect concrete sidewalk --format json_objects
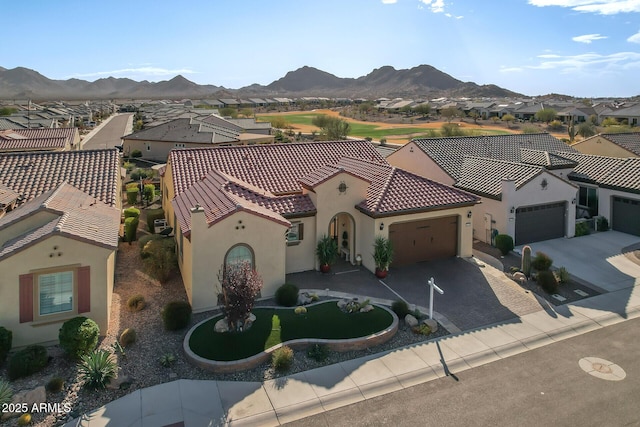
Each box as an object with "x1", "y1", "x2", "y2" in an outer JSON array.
[{"x1": 65, "y1": 283, "x2": 640, "y2": 427}]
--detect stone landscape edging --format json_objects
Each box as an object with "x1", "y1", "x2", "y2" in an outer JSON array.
[{"x1": 183, "y1": 300, "x2": 399, "y2": 374}]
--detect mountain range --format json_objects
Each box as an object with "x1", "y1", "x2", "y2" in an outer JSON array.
[{"x1": 0, "y1": 64, "x2": 524, "y2": 100}]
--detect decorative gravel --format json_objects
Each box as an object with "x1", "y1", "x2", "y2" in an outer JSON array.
[{"x1": 1, "y1": 241, "x2": 448, "y2": 427}]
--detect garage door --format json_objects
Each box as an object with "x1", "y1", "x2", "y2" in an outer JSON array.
[
  {"x1": 612, "y1": 196, "x2": 640, "y2": 236},
  {"x1": 515, "y1": 202, "x2": 565, "y2": 245},
  {"x1": 389, "y1": 216, "x2": 458, "y2": 266}
]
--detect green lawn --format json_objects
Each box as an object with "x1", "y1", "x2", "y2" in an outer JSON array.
[{"x1": 188, "y1": 302, "x2": 393, "y2": 361}]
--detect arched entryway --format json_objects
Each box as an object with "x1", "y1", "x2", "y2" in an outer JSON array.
[{"x1": 328, "y1": 212, "x2": 356, "y2": 264}]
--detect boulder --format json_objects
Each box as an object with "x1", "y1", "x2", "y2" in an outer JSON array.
[
  {"x1": 337, "y1": 299, "x2": 347, "y2": 310},
  {"x1": 298, "y1": 292, "x2": 313, "y2": 305},
  {"x1": 244, "y1": 313, "x2": 257, "y2": 329},
  {"x1": 3, "y1": 386, "x2": 46, "y2": 419},
  {"x1": 214, "y1": 318, "x2": 230, "y2": 333},
  {"x1": 359, "y1": 304, "x2": 374, "y2": 313},
  {"x1": 107, "y1": 367, "x2": 132, "y2": 390},
  {"x1": 513, "y1": 272, "x2": 527, "y2": 283},
  {"x1": 404, "y1": 314, "x2": 418, "y2": 327},
  {"x1": 422, "y1": 318, "x2": 438, "y2": 333}
]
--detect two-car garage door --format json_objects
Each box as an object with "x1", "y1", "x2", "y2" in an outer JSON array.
[
  {"x1": 389, "y1": 216, "x2": 458, "y2": 266},
  {"x1": 612, "y1": 196, "x2": 640, "y2": 236},
  {"x1": 515, "y1": 202, "x2": 566, "y2": 245}
]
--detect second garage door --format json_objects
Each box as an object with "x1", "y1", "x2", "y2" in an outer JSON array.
[
  {"x1": 389, "y1": 216, "x2": 458, "y2": 266},
  {"x1": 515, "y1": 202, "x2": 566, "y2": 245},
  {"x1": 612, "y1": 196, "x2": 640, "y2": 236}
]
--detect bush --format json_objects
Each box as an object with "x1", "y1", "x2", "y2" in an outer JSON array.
[
  {"x1": 294, "y1": 306, "x2": 307, "y2": 315},
  {"x1": 78, "y1": 350, "x2": 118, "y2": 389},
  {"x1": 146, "y1": 208, "x2": 165, "y2": 233},
  {"x1": 143, "y1": 184, "x2": 155, "y2": 205},
  {"x1": 555, "y1": 266, "x2": 570, "y2": 284},
  {"x1": 138, "y1": 234, "x2": 162, "y2": 258},
  {"x1": 17, "y1": 414, "x2": 32, "y2": 426},
  {"x1": 162, "y1": 301, "x2": 192, "y2": 331},
  {"x1": 272, "y1": 346, "x2": 294, "y2": 371},
  {"x1": 597, "y1": 216, "x2": 609, "y2": 231},
  {"x1": 306, "y1": 344, "x2": 329, "y2": 362},
  {"x1": 494, "y1": 234, "x2": 514, "y2": 256},
  {"x1": 0, "y1": 326, "x2": 12, "y2": 366},
  {"x1": 412, "y1": 324, "x2": 432, "y2": 336},
  {"x1": 123, "y1": 207, "x2": 140, "y2": 219},
  {"x1": 126, "y1": 187, "x2": 138, "y2": 205},
  {"x1": 127, "y1": 294, "x2": 146, "y2": 312},
  {"x1": 531, "y1": 251, "x2": 553, "y2": 271},
  {"x1": 131, "y1": 149, "x2": 142, "y2": 158},
  {"x1": 159, "y1": 353, "x2": 176, "y2": 368},
  {"x1": 119, "y1": 328, "x2": 137, "y2": 347},
  {"x1": 124, "y1": 217, "x2": 139, "y2": 243},
  {"x1": 575, "y1": 221, "x2": 590, "y2": 237},
  {"x1": 143, "y1": 238, "x2": 177, "y2": 283},
  {"x1": 537, "y1": 270, "x2": 559, "y2": 294},
  {"x1": 59, "y1": 316, "x2": 100, "y2": 359},
  {"x1": 0, "y1": 379, "x2": 12, "y2": 407},
  {"x1": 8, "y1": 345, "x2": 48, "y2": 380},
  {"x1": 391, "y1": 300, "x2": 410, "y2": 319},
  {"x1": 275, "y1": 283, "x2": 299, "y2": 307},
  {"x1": 45, "y1": 377, "x2": 65, "y2": 393}
]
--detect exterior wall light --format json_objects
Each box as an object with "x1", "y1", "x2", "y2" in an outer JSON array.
[
  {"x1": 510, "y1": 206, "x2": 515, "y2": 214},
  {"x1": 379, "y1": 222, "x2": 384, "y2": 230}
]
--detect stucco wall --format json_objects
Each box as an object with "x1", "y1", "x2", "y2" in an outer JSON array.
[
  {"x1": 598, "y1": 188, "x2": 640, "y2": 226},
  {"x1": 572, "y1": 136, "x2": 638, "y2": 158},
  {"x1": 285, "y1": 216, "x2": 316, "y2": 274},
  {"x1": 0, "y1": 235, "x2": 114, "y2": 348},
  {"x1": 387, "y1": 142, "x2": 456, "y2": 185}
]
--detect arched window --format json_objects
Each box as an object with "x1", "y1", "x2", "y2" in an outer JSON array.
[{"x1": 225, "y1": 244, "x2": 254, "y2": 267}]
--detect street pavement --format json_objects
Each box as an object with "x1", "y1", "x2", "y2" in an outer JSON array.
[{"x1": 81, "y1": 113, "x2": 133, "y2": 150}]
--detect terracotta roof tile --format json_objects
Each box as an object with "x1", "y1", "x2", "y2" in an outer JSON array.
[{"x1": 0, "y1": 128, "x2": 78, "y2": 152}]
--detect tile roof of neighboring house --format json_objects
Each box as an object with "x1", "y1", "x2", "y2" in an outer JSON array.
[
  {"x1": 560, "y1": 151, "x2": 640, "y2": 193},
  {"x1": 0, "y1": 128, "x2": 78, "y2": 152},
  {"x1": 0, "y1": 182, "x2": 120, "y2": 260},
  {"x1": 599, "y1": 158, "x2": 640, "y2": 194},
  {"x1": 0, "y1": 149, "x2": 120, "y2": 207},
  {"x1": 519, "y1": 148, "x2": 577, "y2": 168},
  {"x1": 412, "y1": 133, "x2": 577, "y2": 180},
  {"x1": 599, "y1": 133, "x2": 640, "y2": 156},
  {"x1": 456, "y1": 157, "x2": 547, "y2": 199},
  {"x1": 604, "y1": 103, "x2": 640, "y2": 117},
  {"x1": 123, "y1": 117, "x2": 240, "y2": 144},
  {"x1": 169, "y1": 140, "x2": 386, "y2": 196},
  {"x1": 0, "y1": 183, "x2": 19, "y2": 207}
]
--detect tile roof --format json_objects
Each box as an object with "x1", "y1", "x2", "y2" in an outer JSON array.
[
  {"x1": 0, "y1": 128, "x2": 78, "y2": 152},
  {"x1": 519, "y1": 148, "x2": 577, "y2": 168},
  {"x1": 456, "y1": 157, "x2": 545, "y2": 199},
  {"x1": 0, "y1": 183, "x2": 19, "y2": 207},
  {"x1": 0, "y1": 148, "x2": 120, "y2": 207},
  {"x1": 0, "y1": 182, "x2": 120, "y2": 260},
  {"x1": 559, "y1": 151, "x2": 627, "y2": 183},
  {"x1": 123, "y1": 118, "x2": 240, "y2": 144},
  {"x1": 412, "y1": 133, "x2": 577, "y2": 180},
  {"x1": 600, "y1": 132, "x2": 640, "y2": 156},
  {"x1": 169, "y1": 140, "x2": 386, "y2": 196},
  {"x1": 599, "y1": 158, "x2": 640, "y2": 194}
]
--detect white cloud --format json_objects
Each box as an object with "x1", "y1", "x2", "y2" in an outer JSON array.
[
  {"x1": 527, "y1": 51, "x2": 640, "y2": 73},
  {"x1": 628, "y1": 30, "x2": 640, "y2": 42},
  {"x1": 382, "y1": 0, "x2": 398, "y2": 4},
  {"x1": 69, "y1": 67, "x2": 197, "y2": 79},
  {"x1": 499, "y1": 67, "x2": 525, "y2": 72},
  {"x1": 572, "y1": 33, "x2": 608, "y2": 43},
  {"x1": 420, "y1": 0, "x2": 445, "y2": 13},
  {"x1": 528, "y1": 0, "x2": 640, "y2": 15}
]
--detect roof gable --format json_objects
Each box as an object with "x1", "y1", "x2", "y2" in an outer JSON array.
[{"x1": 456, "y1": 157, "x2": 544, "y2": 199}]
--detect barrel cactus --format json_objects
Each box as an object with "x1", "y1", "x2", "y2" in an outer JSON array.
[{"x1": 521, "y1": 245, "x2": 532, "y2": 277}]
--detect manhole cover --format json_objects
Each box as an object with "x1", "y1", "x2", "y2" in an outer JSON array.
[{"x1": 579, "y1": 357, "x2": 626, "y2": 381}]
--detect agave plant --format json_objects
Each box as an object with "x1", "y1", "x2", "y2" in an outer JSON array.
[
  {"x1": 0, "y1": 379, "x2": 12, "y2": 406},
  {"x1": 77, "y1": 350, "x2": 118, "y2": 389}
]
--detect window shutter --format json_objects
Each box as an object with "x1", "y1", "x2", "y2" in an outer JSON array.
[
  {"x1": 19, "y1": 274, "x2": 34, "y2": 323},
  {"x1": 77, "y1": 266, "x2": 91, "y2": 314},
  {"x1": 299, "y1": 223, "x2": 304, "y2": 240}
]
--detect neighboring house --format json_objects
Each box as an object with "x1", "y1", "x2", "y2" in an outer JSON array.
[
  {"x1": 0, "y1": 149, "x2": 121, "y2": 347},
  {"x1": 121, "y1": 117, "x2": 275, "y2": 162},
  {"x1": 0, "y1": 127, "x2": 81, "y2": 153},
  {"x1": 161, "y1": 140, "x2": 478, "y2": 312},
  {"x1": 559, "y1": 152, "x2": 640, "y2": 236},
  {"x1": 600, "y1": 103, "x2": 640, "y2": 127},
  {"x1": 571, "y1": 133, "x2": 640, "y2": 158},
  {"x1": 387, "y1": 134, "x2": 580, "y2": 245}
]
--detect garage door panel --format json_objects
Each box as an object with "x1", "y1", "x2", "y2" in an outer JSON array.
[
  {"x1": 612, "y1": 196, "x2": 640, "y2": 236},
  {"x1": 389, "y1": 216, "x2": 458, "y2": 266},
  {"x1": 515, "y1": 202, "x2": 566, "y2": 245}
]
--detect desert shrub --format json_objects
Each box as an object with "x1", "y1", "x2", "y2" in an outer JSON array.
[
  {"x1": 548, "y1": 120, "x2": 563, "y2": 130},
  {"x1": 146, "y1": 208, "x2": 165, "y2": 232},
  {"x1": 275, "y1": 283, "x2": 299, "y2": 307},
  {"x1": 124, "y1": 217, "x2": 139, "y2": 243},
  {"x1": 494, "y1": 234, "x2": 514, "y2": 255},
  {"x1": 126, "y1": 187, "x2": 138, "y2": 205},
  {"x1": 138, "y1": 234, "x2": 162, "y2": 258},
  {"x1": 159, "y1": 353, "x2": 176, "y2": 368},
  {"x1": 162, "y1": 301, "x2": 192, "y2": 331},
  {"x1": 143, "y1": 238, "x2": 177, "y2": 283},
  {"x1": 17, "y1": 413, "x2": 32, "y2": 426},
  {"x1": 412, "y1": 324, "x2": 432, "y2": 336},
  {"x1": 78, "y1": 350, "x2": 118, "y2": 389},
  {"x1": 294, "y1": 306, "x2": 307, "y2": 315},
  {"x1": 123, "y1": 207, "x2": 140, "y2": 219},
  {"x1": 59, "y1": 316, "x2": 100, "y2": 359},
  {"x1": 0, "y1": 379, "x2": 12, "y2": 406},
  {"x1": 597, "y1": 216, "x2": 609, "y2": 231},
  {"x1": 8, "y1": 345, "x2": 48, "y2": 380},
  {"x1": 391, "y1": 300, "x2": 410, "y2": 319},
  {"x1": 306, "y1": 344, "x2": 329, "y2": 362},
  {"x1": 127, "y1": 294, "x2": 146, "y2": 312},
  {"x1": 0, "y1": 326, "x2": 12, "y2": 365},
  {"x1": 575, "y1": 221, "x2": 590, "y2": 237},
  {"x1": 119, "y1": 328, "x2": 137, "y2": 347},
  {"x1": 555, "y1": 266, "x2": 570, "y2": 284},
  {"x1": 45, "y1": 377, "x2": 65, "y2": 393},
  {"x1": 143, "y1": 184, "x2": 155, "y2": 205},
  {"x1": 130, "y1": 149, "x2": 142, "y2": 158},
  {"x1": 272, "y1": 346, "x2": 294, "y2": 371},
  {"x1": 531, "y1": 251, "x2": 553, "y2": 271},
  {"x1": 537, "y1": 270, "x2": 559, "y2": 294}
]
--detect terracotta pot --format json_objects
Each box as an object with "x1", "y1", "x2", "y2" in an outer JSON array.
[
  {"x1": 375, "y1": 268, "x2": 388, "y2": 279},
  {"x1": 320, "y1": 264, "x2": 331, "y2": 273}
]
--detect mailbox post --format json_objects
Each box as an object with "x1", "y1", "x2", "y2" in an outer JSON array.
[{"x1": 427, "y1": 277, "x2": 444, "y2": 320}]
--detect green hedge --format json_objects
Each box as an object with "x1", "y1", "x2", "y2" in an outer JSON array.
[
  {"x1": 8, "y1": 345, "x2": 48, "y2": 380},
  {"x1": 126, "y1": 187, "x2": 139, "y2": 205},
  {"x1": 124, "y1": 217, "x2": 139, "y2": 243},
  {"x1": 59, "y1": 317, "x2": 100, "y2": 359},
  {"x1": 146, "y1": 208, "x2": 165, "y2": 232},
  {"x1": 123, "y1": 207, "x2": 140, "y2": 219},
  {"x1": 162, "y1": 301, "x2": 192, "y2": 331},
  {"x1": 495, "y1": 234, "x2": 514, "y2": 256}
]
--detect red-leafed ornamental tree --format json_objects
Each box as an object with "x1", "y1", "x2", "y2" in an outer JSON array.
[{"x1": 218, "y1": 261, "x2": 263, "y2": 332}]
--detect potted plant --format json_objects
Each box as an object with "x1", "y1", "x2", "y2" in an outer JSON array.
[
  {"x1": 316, "y1": 235, "x2": 338, "y2": 273},
  {"x1": 373, "y1": 236, "x2": 393, "y2": 278}
]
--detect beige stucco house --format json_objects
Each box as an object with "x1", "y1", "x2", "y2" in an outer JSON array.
[
  {"x1": 571, "y1": 132, "x2": 640, "y2": 158},
  {"x1": 0, "y1": 149, "x2": 121, "y2": 347},
  {"x1": 161, "y1": 141, "x2": 479, "y2": 313},
  {"x1": 388, "y1": 134, "x2": 581, "y2": 245}
]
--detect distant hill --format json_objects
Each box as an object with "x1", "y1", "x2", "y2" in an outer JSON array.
[{"x1": 0, "y1": 64, "x2": 524, "y2": 100}]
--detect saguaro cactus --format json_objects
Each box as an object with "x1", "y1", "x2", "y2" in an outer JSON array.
[{"x1": 521, "y1": 245, "x2": 532, "y2": 277}]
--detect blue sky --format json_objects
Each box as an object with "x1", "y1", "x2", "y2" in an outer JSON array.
[{"x1": 3, "y1": 0, "x2": 639, "y2": 97}]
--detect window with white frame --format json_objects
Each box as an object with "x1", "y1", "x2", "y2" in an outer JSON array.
[
  {"x1": 225, "y1": 244, "x2": 254, "y2": 267},
  {"x1": 286, "y1": 222, "x2": 304, "y2": 244},
  {"x1": 39, "y1": 271, "x2": 73, "y2": 316}
]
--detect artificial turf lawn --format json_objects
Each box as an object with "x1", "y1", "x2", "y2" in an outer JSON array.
[{"x1": 188, "y1": 301, "x2": 393, "y2": 361}]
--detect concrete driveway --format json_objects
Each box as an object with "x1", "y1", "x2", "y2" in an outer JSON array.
[{"x1": 516, "y1": 231, "x2": 640, "y2": 293}]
